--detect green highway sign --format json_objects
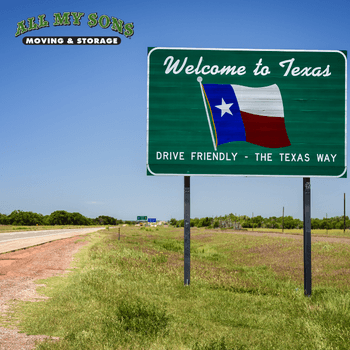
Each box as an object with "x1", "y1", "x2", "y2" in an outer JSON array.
[
  {"x1": 137, "y1": 216, "x2": 147, "y2": 221},
  {"x1": 147, "y1": 48, "x2": 347, "y2": 177}
]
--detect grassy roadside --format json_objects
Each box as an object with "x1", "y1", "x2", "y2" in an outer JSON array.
[{"x1": 7, "y1": 226, "x2": 350, "y2": 349}]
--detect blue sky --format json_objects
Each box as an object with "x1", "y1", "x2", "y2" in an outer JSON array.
[{"x1": 1, "y1": 0, "x2": 349, "y2": 221}]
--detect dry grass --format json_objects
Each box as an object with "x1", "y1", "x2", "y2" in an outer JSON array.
[{"x1": 249, "y1": 227, "x2": 350, "y2": 238}]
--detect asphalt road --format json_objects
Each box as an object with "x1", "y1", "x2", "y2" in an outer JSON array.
[{"x1": 0, "y1": 227, "x2": 105, "y2": 254}]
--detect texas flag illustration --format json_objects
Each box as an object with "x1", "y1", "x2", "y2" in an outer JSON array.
[{"x1": 200, "y1": 81, "x2": 291, "y2": 149}]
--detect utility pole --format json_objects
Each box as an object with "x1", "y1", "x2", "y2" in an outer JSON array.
[{"x1": 282, "y1": 207, "x2": 284, "y2": 233}]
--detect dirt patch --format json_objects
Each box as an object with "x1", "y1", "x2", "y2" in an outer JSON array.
[{"x1": 0, "y1": 235, "x2": 89, "y2": 350}]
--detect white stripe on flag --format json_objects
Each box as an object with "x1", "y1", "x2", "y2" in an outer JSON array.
[{"x1": 230, "y1": 84, "x2": 285, "y2": 119}]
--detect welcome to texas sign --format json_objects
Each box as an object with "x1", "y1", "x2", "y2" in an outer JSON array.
[{"x1": 147, "y1": 48, "x2": 347, "y2": 177}]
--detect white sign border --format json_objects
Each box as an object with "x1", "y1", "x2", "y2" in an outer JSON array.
[{"x1": 147, "y1": 47, "x2": 347, "y2": 178}]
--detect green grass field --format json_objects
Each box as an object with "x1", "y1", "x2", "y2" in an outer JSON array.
[{"x1": 5, "y1": 226, "x2": 350, "y2": 349}]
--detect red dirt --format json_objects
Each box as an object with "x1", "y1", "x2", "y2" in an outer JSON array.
[{"x1": 0, "y1": 235, "x2": 89, "y2": 350}]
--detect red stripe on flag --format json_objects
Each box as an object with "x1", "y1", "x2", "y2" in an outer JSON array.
[{"x1": 241, "y1": 111, "x2": 291, "y2": 148}]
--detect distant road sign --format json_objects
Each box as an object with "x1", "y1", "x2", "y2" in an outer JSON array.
[
  {"x1": 147, "y1": 47, "x2": 347, "y2": 177},
  {"x1": 137, "y1": 216, "x2": 147, "y2": 221},
  {"x1": 148, "y1": 218, "x2": 156, "y2": 223}
]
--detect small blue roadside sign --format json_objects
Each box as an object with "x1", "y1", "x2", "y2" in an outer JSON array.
[{"x1": 148, "y1": 218, "x2": 156, "y2": 223}]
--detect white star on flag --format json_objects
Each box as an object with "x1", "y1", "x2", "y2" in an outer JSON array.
[{"x1": 215, "y1": 98, "x2": 233, "y2": 117}]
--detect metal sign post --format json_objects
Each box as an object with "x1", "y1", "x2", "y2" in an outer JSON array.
[
  {"x1": 303, "y1": 178, "x2": 312, "y2": 296},
  {"x1": 184, "y1": 176, "x2": 190, "y2": 285},
  {"x1": 344, "y1": 193, "x2": 346, "y2": 233}
]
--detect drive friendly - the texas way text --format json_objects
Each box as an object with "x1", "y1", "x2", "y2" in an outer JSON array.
[{"x1": 156, "y1": 152, "x2": 337, "y2": 163}]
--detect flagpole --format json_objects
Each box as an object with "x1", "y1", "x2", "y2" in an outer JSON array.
[{"x1": 197, "y1": 77, "x2": 217, "y2": 151}]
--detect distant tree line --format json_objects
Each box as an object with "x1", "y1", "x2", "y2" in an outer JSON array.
[
  {"x1": 0, "y1": 210, "x2": 124, "y2": 226},
  {"x1": 169, "y1": 213, "x2": 350, "y2": 230}
]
